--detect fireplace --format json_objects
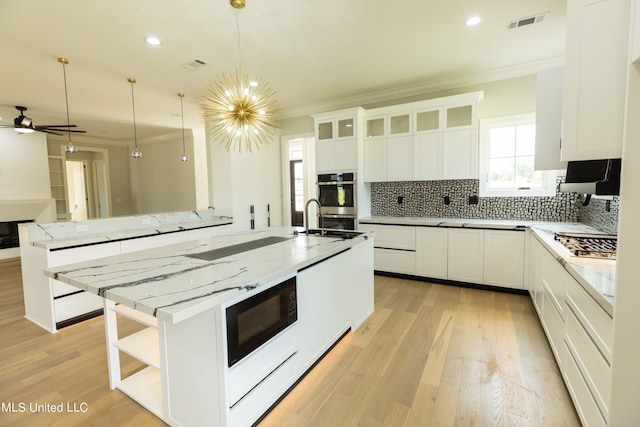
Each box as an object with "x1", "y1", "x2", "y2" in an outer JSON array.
[{"x1": 0, "y1": 220, "x2": 33, "y2": 249}]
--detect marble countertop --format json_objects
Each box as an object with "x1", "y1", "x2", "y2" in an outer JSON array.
[
  {"x1": 359, "y1": 216, "x2": 615, "y2": 315},
  {"x1": 26, "y1": 214, "x2": 233, "y2": 250},
  {"x1": 45, "y1": 227, "x2": 371, "y2": 324}
]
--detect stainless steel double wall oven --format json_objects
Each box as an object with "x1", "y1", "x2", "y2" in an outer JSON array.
[{"x1": 317, "y1": 172, "x2": 357, "y2": 230}]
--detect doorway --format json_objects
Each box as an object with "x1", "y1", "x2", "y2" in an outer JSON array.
[
  {"x1": 65, "y1": 160, "x2": 88, "y2": 221},
  {"x1": 93, "y1": 160, "x2": 109, "y2": 218},
  {"x1": 289, "y1": 160, "x2": 304, "y2": 226}
]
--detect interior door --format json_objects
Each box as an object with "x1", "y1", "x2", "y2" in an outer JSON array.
[
  {"x1": 289, "y1": 160, "x2": 304, "y2": 226},
  {"x1": 65, "y1": 160, "x2": 88, "y2": 221}
]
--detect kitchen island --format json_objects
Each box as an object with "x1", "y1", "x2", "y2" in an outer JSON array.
[
  {"x1": 44, "y1": 226, "x2": 374, "y2": 427},
  {"x1": 19, "y1": 209, "x2": 233, "y2": 333}
]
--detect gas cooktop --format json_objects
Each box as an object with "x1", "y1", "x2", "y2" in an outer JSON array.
[{"x1": 554, "y1": 232, "x2": 617, "y2": 259}]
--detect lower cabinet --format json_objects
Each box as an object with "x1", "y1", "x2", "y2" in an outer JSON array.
[
  {"x1": 415, "y1": 227, "x2": 447, "y2": 279},
  {"x1": 361, "y1": 223, "x2": 525, "y2": 290},
  {"x1": 528, "y1": 232, "x2": 612, "y2": 426},
  {"x1": 447, "y1": 228, "x2": 484, "y2": 284}
]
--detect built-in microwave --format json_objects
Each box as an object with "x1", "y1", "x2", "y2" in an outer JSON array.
[{"x1": 226, "y1": 276, "x2": 297, "y2": 367}]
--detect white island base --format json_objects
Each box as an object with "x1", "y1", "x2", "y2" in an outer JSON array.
[{"x1": 99, "y1": 236, "x2": 373, "y2": 427}]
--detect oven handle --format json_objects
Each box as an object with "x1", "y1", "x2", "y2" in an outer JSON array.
[
  {"x1": 317, "y1": 181, "x2": 356, "y2": 185},
  {"x1": 321, "y1": 214, "x2": 357, "y2": 219}
]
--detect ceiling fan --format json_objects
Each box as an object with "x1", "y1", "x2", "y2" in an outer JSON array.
[{"x1": 0, "y1": 105, "x2": 87, "y2": 136}]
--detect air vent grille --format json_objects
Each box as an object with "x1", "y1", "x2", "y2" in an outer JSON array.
[
  {"x1": 182, "y1": 59, "x2": 208, "y2": 70},
  {"x1": 506, "y1": 12, "x2": 547, "y2": 30}
]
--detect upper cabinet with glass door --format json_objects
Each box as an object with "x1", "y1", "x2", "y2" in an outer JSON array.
[{"x1": 312, "y1": 107, "x2": 364, "y2": 173}]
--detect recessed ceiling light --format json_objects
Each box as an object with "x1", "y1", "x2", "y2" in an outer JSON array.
[
  {"x1": 466, "y1": 16, "x2": 482, "y2": 26},
  {"x1": 145, "y1": 36, "x2": 162, "y2": 46}
]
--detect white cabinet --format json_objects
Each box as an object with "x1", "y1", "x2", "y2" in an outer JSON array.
[
  {"x1": 415, "y1": 227, "x2": 448, "y2": 279},
  {"x1": 413, "y1": 133, "x2": 441, "y2": 180},
  {"x1": 527, "y1": 232, "x2": 613, "y2": 426},
  {"x1": 535, "y1": 67, "x2": 567, "y2": 171},
  {"x1": 48, "y1": 155, "x2": 70, "y2": 221},
  {"x1": 483, "y1": 230, "x2": 525, "y2": 289},
  {"x1": 561, "y1": 0, "x2": 629, "y2": 161},
  {"x1": 358, "y1": 223, "x2": 416, "y2": 274},
  {"x1": 312, "y1": 107, "x2": 364, "y2": 173},
  {"x1": 294, "y1": 265, "x2": 328, "y2": 372},
  {"x1": 447, "y1": 228, "x2": 484, "y2": 284},
  {"x1": 363, "y1": 92, "x2": 482, "y2": 182},
  {"x1": 442, "y1": 129, "x2": 477, "y2": 179}
]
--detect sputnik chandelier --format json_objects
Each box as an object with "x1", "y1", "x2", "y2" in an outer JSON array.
[{"x1": 201, "y1": 0, "x2": 280, "y2": 153}]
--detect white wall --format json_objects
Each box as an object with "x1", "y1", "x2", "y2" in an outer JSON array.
[
  {"x1": 0, "y1": 129, "x2": 50, "y2": 200},
  {"x1": 129, "y1": 132, "x2": 197, "y2": 214}
]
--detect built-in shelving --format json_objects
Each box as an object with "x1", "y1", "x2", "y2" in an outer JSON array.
[
  {"x1": 115, "y1": 327, "x2": 160, "y2": 369},
  {"x1": 117, "y1": 366, "x2": 164, "y2": 419},
  {"x1": 111, "y1": 304, "x2": 158, "y2": 328}
]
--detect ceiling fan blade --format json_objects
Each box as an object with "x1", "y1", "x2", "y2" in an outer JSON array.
[{"x1": 35, "y1": 124, "x2": 78, "y2": 129}]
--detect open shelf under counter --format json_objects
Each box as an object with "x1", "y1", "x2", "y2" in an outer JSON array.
[
  {"x1": 117, "y1": 366, "x2": 163, "y2": 420},
  {"x1": 111, "y1": 303, "x2": 158, "y2": 328},
  {"x1": 115, "y1": 327, "x2": 160, "y2": 369}
]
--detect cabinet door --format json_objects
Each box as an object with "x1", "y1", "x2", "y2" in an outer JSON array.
[
  {"x1": 415, "y1": 227, "x2": 448, "y2": 279},
  {"x1": 445, "y1": 104, "x2": 474, "y2": 130},
  {"x1": 315, "y1": 142, "x2": 335, "y2": 174},
  {"x1": 363, "y1": 137, "x2": 387, "y2": 182},
  {"x1": 447, "y1": 228, "x2": 483, "y2": 284},
  {"x1": 296, "y1": 264, "x2": 329, "y2": 372},
  {"x1": 326, "y1": 250, "x2": 355, "y2": 342},
  {"x1": 336, "y1": 117, "x2": 355, "y2": 139},
  {"x1": 316, "y1": 120, "x2": 334, "y2": 141},
  {"x1": 483, "y1": 230, "x2": 525, "y2": 289},
  {"x1": 442, "y1": 129, "x2": 477, "y2": 179},
  {"x1": 334, "y1": 138, "x2": 357, "y2": 171},
  {"x1": 414, "y1": 108, "x2": 442, "y2": 134},
  {"x1": 413, "y1": 133, "x2": 441, "y2": 180},
  {"x1": 387, "y1": 135, "x2": 413, "y2": 181},
  {"x1": 535, "y1": 67, "x2": 567, "y2": 171},
  {"x1": 561, "y1": 0, "x2": 628, "y2": 161}
]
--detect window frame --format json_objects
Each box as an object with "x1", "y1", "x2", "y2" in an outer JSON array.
[{"x1": 478, "y1": 113, "x2": 558, "y2": 197}]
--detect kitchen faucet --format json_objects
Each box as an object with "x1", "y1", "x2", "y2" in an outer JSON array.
[{"x1": 304, "y1": 198, "x2": 324, "y2": 236}]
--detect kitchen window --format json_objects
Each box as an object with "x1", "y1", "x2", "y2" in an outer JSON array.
[{"x1": 479, "y1": 113, "x2": 557, "y2": 197}]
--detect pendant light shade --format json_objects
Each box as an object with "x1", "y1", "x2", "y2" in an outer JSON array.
[
  {"x1": 178, "y1": 92, "x2": 189, "y2": 162},
  {"x1": 128, "y1": 77, "x2": 142, "y2": 159}
]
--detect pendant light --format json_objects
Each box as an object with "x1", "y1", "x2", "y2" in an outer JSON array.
[
  {"x1": 200, "y1": 0, "x2": 280, "y2": 153},
  {"x1": 178, "y1": 92, "x2": 189, "y2": 162},
  {"x1": 128, "y1": 77, "x2": 142, "y2": 159},
  {"x1": 59, "y1": 58, "x2": 78, "y2": 154}
]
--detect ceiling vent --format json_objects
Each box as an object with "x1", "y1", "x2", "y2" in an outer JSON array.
[
  {"x1": 182, "y1": 59, "x2": 208, "y2": 71},
  {"x1": 506, "y1": 12, "x2": 547, "y2": 30}
]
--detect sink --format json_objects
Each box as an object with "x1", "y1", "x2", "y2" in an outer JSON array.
[{"x1": 297, "y1": 229, "x2": 364, "y2": 239}]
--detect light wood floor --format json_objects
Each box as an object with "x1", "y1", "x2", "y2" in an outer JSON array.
[{"x1": 0, "y1": 258, "x2": 579, "y2": 426}]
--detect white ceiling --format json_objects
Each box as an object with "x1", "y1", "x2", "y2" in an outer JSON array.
[{"x1": 0, "y1": 0, "x2": 566, "y2": 142}]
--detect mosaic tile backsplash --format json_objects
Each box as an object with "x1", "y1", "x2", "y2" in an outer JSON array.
[{"x1": 370, "y1": 179, "x2": 619, "y2": 233}]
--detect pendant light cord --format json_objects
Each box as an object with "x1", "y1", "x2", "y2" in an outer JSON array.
[
  {"x1": 130, "y1": 80, "x2": 138, "y2": 149},
  {"x1": 61, "y1": 60, "x2": 72, "y2": 144},
  {"x1": 180, "y1": 95, "x2": 186, "y2": 152},
  {"x1": 235, "y1": 9, "x2": 241, "y2": 71}
]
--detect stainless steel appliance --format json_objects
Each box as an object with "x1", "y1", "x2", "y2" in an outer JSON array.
[
  {"x1": 226, "y1": 276, "x2": 297, "y2": 367},
  {"x1": 317, "y1": 172, "x2": 357, "y2": 230},
  {"x1": 554, "y1": 232, "x2": 617, "y2": 259}
]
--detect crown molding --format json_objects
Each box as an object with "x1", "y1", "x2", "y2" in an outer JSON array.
[
  {"x1": 47, "y1": 130, "x2": 186, "y2": 147},
  {"x1": 280, "y1": 56, "x2": 565, "y2": 119}
]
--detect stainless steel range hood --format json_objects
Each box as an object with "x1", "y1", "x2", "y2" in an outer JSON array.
[{"x1": 558, "y1": 158, "x2": 621, "y2": 195}]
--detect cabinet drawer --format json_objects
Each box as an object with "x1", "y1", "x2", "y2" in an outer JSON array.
[
  {"x1": 48, "y1": 242, "x2": 121, "y2": 267},
  {"x1": 541, "y1": 250, "x2": 567, "y2": 318},
  {"x1": 565, "y1": 307, "x2": 611, "y2": 419},
  {"x1": 373, "y1": 248, "x2": 415, "y2": 274},
  {"x1": 541, "y1": 287, "x2": 565, "y2": 368},
  {"x1": 359, "y1": 224, "x2": 415, "y2": 250},
  {"x1": 562, "y1": 341, "x2": 607, "y2": 427},
  {"x1": 565, "y1": 279, "x2": 612, "y2": 362}
]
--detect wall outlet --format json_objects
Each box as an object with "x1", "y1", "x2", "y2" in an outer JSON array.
[
  {"x1": 443, "y1": 196, "x2": 450, "y2": 205},
  {"x1": 468, "y1": 195, "x2": 479, "y2": 205},
  {"x1": 142, "y1": 218, "x2": 152, "y2": 225},
  {"x1": 76, "y1": 225, "x2": 89, "y2": 233},
  {"x1": 397, "y1": 196, "x2": 404, "y2": 204}
]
